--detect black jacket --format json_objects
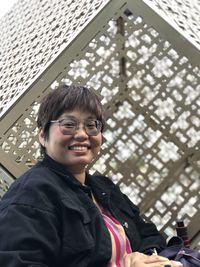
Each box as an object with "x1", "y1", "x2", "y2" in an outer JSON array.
[{"x1": 0, "y1": 154, "x2": 166, "y2": 266}]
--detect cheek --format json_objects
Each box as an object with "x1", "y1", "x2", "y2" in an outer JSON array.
[
  {"x1": 95, "y1": 134, "x2": 103, "y2": 146},
  {"x1": 46, "y1": 128, "x2": 67, "y2": 149},
  {"x1": 99, "y1": 135, "x2": 103, "y2": 147},
  {"x1": 92, "y1": 135, "x2": 102, "y2": 152}
]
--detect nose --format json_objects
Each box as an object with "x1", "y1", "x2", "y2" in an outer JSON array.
[{"x1": 74, "y1": 124, "x2": 88, "y2": 139}]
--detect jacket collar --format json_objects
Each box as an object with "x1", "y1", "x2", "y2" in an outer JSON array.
[
  {"x1": 86, "y1": 173, "x2": 138, "y2": 217},
  {"x1": 40, "y1": 154, "x2": 116, "y2": 207},
  {"x1": 85, "y1": 173, "x2": 114, "y2": 206},
  {"x1": 41, "y1": 153, "x2": 82, "y2": 188}
]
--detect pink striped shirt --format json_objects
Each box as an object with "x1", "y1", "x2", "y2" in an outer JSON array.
[{"x1": 101, "y1": 208, "x2": 132, "y2": 267}]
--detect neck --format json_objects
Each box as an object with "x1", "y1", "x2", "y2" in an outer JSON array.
[{"x1": 72, "y1": 171, "x2": 86, "y2": 185}]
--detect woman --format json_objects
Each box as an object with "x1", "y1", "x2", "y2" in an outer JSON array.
[{"x1": 0, "y1": 85, "x2": 182, "y2": 267}]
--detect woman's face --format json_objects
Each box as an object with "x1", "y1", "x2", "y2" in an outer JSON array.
[{"x1": 39, "y1": 109, "x2": 102, "y2": 174}]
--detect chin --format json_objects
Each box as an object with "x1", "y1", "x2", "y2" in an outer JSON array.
[{"x1": 71, "y1": 158, "x2": 91, "y2": 166}]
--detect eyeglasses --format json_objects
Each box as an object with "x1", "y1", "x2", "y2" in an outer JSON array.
[{"x1": 50, "y1": 118, "x2": 102, "y2": 136}]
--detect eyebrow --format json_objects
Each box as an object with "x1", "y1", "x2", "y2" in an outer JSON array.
[{"x1": 59, "y1": 115, "x2": 96, "y2": 120}]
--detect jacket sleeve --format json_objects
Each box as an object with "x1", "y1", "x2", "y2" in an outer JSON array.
[
  {"x1": 0, "y1": 201, "x2": 61, "y2": 267},
  {"x1": 122, "y1": 194, "x2": 166, "y2": 253}
]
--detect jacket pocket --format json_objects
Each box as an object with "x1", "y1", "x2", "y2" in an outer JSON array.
[{"x1": 60, "y1": 197, "x2": 95, "y2": 253}]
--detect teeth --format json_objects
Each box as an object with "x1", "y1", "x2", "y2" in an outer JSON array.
[{"x1": 70, "y1": 146, "x2": 87, "y2": 151}]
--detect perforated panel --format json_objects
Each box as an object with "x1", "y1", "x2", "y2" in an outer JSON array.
[
  {"x1": 144, "y1": 0, "x2": 200, "y2": 48},
  {"x1": 0, "y1": 0, "x2": 199, "y2": 249},
  {"x1": 0, "y1": 166, "x2": 13, "y2": 197},
  {"x1": 0, "y1": 0, "x2": 109, "y2": 116}
]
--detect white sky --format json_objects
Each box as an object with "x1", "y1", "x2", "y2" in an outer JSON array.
[{"x1": 0, "y1": 0, "x2": 18, "y2": 18}]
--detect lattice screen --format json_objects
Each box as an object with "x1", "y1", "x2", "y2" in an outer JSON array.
[
  {"x1": 0, "y1": 0, "x2": 109, "y2": 116},
  {"x1": 0, "y1": 0, "x2": 200, "y2": 249},
  {"x1": 144, "y1": 0, "x2": 200, "y2": 48}
]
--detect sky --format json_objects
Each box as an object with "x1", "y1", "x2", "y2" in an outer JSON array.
[{"x1": 0, "y1": 0, "x2": 18, "y2": 18}]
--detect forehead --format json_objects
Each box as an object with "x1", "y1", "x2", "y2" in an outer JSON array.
[{"x1": 58, "y1": 109, "x2": 96, "y2": 119}]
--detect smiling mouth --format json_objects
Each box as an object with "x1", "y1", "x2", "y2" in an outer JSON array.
[{"x1": 68, "y1": 146, "x2": 89, "y2": 151}]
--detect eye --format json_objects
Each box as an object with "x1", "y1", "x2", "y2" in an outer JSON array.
[
  {"x1": 86, "y1": 120, "x2": 97, "y2": 129},
  {"x1": 61, "y1": 120, "x2": 77, "y2": 128}
]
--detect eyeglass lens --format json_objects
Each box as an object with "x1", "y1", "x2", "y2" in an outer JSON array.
[{"x1": 59, "y1": 119, "x2": 102, "y2": 136}]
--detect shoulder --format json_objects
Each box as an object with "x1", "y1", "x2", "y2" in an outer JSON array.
[
  {"x1": 0, "y1": 163, "x2": 61, "y2": 212},
  {"x1": 5, "y1": 162, "x2": 56, "y2": 194}
]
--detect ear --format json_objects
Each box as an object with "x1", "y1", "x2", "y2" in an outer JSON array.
[{"x1": 38, "y1": 127, "x2": 45, "y2": 146}]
